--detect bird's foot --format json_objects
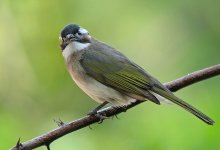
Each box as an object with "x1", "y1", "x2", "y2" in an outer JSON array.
[
  {"x1": 87, "y1": 111, "x2": 109, "y2": 124},
  {"x1": 96, "y1": 113, "x2": 109, "y2": 124}
]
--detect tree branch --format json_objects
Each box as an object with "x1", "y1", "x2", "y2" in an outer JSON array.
[
  {"x1": 11, "y1": 64, "x2": 220, "y2": 150},
  {"x1": 164, "y1": 64, "x2": 220, "y2": 91}
]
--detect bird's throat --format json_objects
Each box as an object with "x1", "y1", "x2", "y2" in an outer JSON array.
[{"x1": 62, "y1": 41, "x2": 90, "y2": 60}]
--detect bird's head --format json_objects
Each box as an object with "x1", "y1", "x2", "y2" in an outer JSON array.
[{"x1": 59, "y1": 24, "x2": 91, "y2": 50}]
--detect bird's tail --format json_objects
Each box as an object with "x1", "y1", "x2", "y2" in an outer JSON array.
[{"x1": 151, "y1": 86, "x2": 214, "y2": 125}]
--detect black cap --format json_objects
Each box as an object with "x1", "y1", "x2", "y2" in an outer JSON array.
[{"x1": 61, "y1": 24, "x2": 80, "y2": 38}]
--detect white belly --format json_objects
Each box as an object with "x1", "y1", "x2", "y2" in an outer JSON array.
[{"x1": 68, "y1": 60, "x2": 136, "y2": 106}]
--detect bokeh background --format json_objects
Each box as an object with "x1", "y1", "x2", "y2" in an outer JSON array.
[{"x1": 1, "y1": 0, "x2": 220, "y2": 150}]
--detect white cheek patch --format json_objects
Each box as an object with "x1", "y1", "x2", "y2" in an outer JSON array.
[
  {"x1": 72, "y1": 42, "x2": 90, "y2": 51},
  {"x1": 62, "y1": 42, "x2": 90, "y2": 60},
  {"x1": 79, "y1": 28, "x2": 88, "y2": 34}
]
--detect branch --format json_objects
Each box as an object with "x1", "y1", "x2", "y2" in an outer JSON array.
[
  {"x1": 164, "y1": 64, "x2": 220, "y2": 91},
  {"x1": 11, "y1": 64, "x2": 220, "y2": 150}
]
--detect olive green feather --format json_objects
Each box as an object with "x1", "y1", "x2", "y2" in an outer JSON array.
[{"x1": 80, "y1": 40, "x2": 214, "y2": 125}]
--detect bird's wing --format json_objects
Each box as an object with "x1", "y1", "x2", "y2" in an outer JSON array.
[
  {"x1": 79, "y1": 42, "x2": 214, "y2": 125},
  {"x1": 80, "y1": 43, "x2": 166, "y2": 104}
]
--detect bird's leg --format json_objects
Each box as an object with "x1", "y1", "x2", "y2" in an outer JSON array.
[
  {"x1": 87, "y1": 101, "x2": 108, "y2": 116},
  {"x1": 87, "y1": 101, "x2": 109, "y2": 124}
]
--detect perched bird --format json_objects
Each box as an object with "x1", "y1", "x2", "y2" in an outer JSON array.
[{"x1": 59, "y1": 24, "x2": 214, "y2": 125}]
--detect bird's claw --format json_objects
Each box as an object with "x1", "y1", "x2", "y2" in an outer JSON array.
[
  {"x1": 95, "y1": 113, "x2": 109, "y2": 124},
  {"x1": 87, "y1": 111, "x2": 109, "y2": 124}
]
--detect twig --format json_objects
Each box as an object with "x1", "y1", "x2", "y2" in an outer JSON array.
[{"x1": 10, "y1": 64, "x2": 220, "y2": 150}]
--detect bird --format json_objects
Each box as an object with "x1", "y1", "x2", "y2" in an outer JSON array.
[{"x1": 59, "y1": 23, "x2": 214, "y2": 125}]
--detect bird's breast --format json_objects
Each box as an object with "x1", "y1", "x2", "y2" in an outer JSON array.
[{"x1": 66, "y1": 53, "x2": 134, "y2": 105}]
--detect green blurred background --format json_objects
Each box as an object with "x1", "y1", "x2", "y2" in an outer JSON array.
[{"x1": 0, "y1": 0, "x2": 220, "y2": 149}]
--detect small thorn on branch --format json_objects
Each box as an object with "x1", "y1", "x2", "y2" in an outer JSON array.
[
  {"x1": 112, "y1": 114, "x2": 120, "y2": 120},
  {"x1": 45, "y1": 143, "x2": 51, "y2": 150},
  {"x1": 15, "y1": 137, "x2": 22, "y2": 149},
  {"x1": 54, "y1": 118, "x2": 65, "y2": 127}
]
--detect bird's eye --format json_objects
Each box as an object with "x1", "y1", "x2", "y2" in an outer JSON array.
[{"x1": 78, "y1": 32, "x2": 82, "y2": 35}]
